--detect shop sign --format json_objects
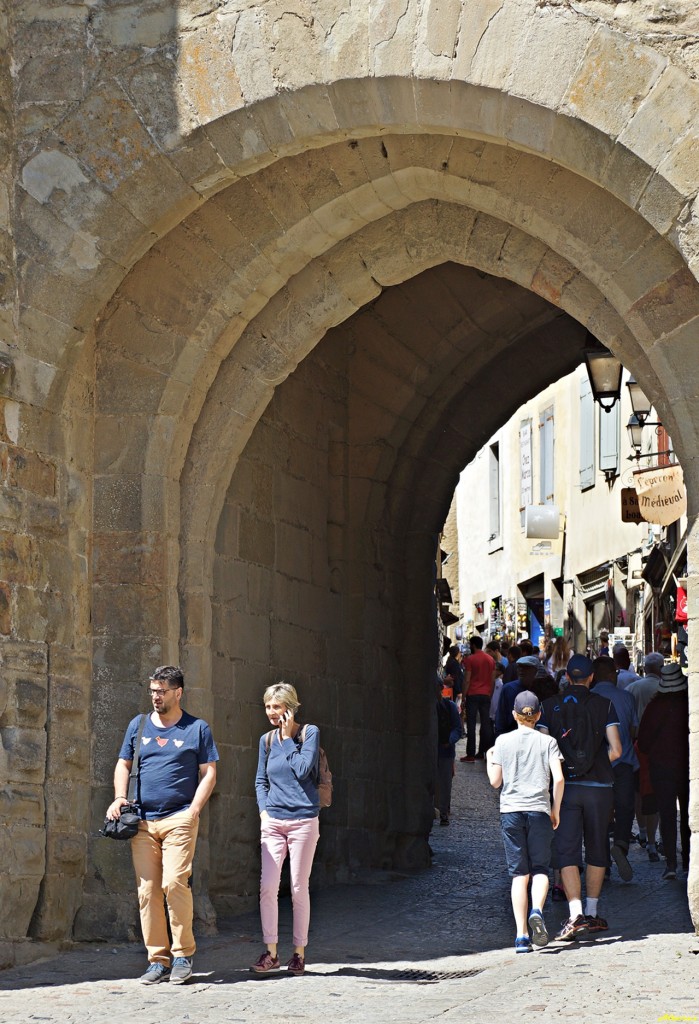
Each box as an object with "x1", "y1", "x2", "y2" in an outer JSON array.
[
  {"x1": 620, "y1": 488, "x2": 644, "y2": 524},
  {"x1": 634, "y1": 464, "x2": 686, "y2": 526},
  {"x1": 519, "y1": 420, "x2": 532, "y2": 511}
]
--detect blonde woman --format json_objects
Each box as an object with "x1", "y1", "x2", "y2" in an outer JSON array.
[
  {"x1": 251, "y1": 683, "x2": 320, "y2": 977},
  {"x1": 547, "y1": 637, "x2": 571, "y2": 678}
]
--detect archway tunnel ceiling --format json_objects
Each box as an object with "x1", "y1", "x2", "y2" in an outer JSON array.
[
  {"x1": 92, "y1": 129, "x2": 699, "y2": 588},
  {"x1": 317, "y1": 262, "x2": 586, "y2": 536}
]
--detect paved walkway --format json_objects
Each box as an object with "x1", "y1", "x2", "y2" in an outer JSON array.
[{"x1": 1, "y1": 742, "x2": 697, "y2": 1024}]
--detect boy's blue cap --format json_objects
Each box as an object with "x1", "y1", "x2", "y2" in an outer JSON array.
[{"x1": 514, "y1": 691, "x2": 540, "y2": 715}]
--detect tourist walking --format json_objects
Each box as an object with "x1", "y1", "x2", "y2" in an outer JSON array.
[
  {"x1": 252, "y1": 682, "x2": 321, "y2": 976},
  {"x1": 538, "y1": 654, "x2": 622, "y2": 940},
  {"x1": 487, "y1": 691, "x2": 564, "y2": 953},
  {"x1": 637, "y1": 664, "x2": 690, "y2": 880},
  {"x1": 591, "y1": 656, "x2": 639, "y2": 882},
  {"x1": 461, "y1": 635, "x2": 496, "y2": 761},
  {"x1": 436, "y1": 682, "x2": 463, "y2": 826}
]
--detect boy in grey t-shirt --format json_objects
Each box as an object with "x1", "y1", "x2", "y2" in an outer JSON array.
[{"x1": 486, "y1": 690, "x2": 564, "y2": 953}]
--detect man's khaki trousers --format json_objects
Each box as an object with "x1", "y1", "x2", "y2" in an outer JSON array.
[{"x1": 131, "y1": 810, "x2": 199, "y2": 964}]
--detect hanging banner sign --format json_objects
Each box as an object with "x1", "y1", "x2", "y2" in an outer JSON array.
[
  {"x1": 676, "y1": 585, "x2": 688, "y2": 624},
  {"x1": 634, "y1": 464, "x2": 686, "y2": 526},
  {"x1": 519, "y1": 420, "x2": 532, "y2": 512},
  {"x1": 620, "y1": 488, "x2": 644, "y2": 524}
]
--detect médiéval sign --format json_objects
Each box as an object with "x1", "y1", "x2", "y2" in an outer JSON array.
[{"x1": 633, "y1": 464, "x2": 686, "y2": 526}]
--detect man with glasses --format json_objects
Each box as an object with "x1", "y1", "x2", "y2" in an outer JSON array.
[{"x1": 105, "y1": 666, "x2": 219, "y2": 985}]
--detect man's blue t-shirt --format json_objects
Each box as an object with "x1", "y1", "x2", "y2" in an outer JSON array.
[{"x1": 119, "y1": 710, "x2": 219, "y2": 820}]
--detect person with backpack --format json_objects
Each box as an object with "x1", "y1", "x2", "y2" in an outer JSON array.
[
  {"x1": 252, "y1": 682, "x2": 322, "y2": 977},
  {"x1": 436, "y1": 681, "x2": 463, "y2": 826},
  {"x1": 537, "y1": 654, "x2": 622, "y2": 941}
]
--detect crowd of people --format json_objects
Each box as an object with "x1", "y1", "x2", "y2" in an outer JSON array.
[
  {"x1": 436, "y1": 634, "x2": 691, "y2": 951},
  {"x1": 100, "y1": 648, "x2": 689, "y2": 981}
]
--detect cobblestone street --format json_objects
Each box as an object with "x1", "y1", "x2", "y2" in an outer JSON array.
[{"x1": 1, "y1": 743, "x2": 696, "y2": 1024}]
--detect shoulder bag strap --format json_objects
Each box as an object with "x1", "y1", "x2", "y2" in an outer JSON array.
[{"x1": 127, "y1": 714, "x2": 148, "y2": 803}]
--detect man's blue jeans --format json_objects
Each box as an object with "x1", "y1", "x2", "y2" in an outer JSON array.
[{"x1": 465, "y1": 694, "x2": 493, "y2": 757}]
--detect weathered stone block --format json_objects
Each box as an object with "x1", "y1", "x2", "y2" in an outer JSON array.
[
  {"x1": 238, "y1": 510, "x2": 275, "y2": 567},
  {"x1": 0, "y1": 579, "x2": 10, "y2": 634},
  {"x1": 9, "y1": 675, "x2": 47, "y2": 727},
  {"x1": 29, "y1": 873, "x2": 84, "y2": 942},
  {"x1": 2, "y1": 443, "x2": 55, "y2": 496},
  {"x1": 564, "y1": 25, "x2": 667, "y2": 139},
  {"x1": 73, "y1": 892, "x2": 139, "y2": 944},
  {"x1": 275, "y1": 522, "x2": 313, "y2": 582},
  {"x1": 0, "y1": 783, "x2": 44, "y2": 826},
  {"x1": 46, "y1": 830, "x2": 85, "y2": 870},
  {"x1": 93, "y1": 531, "x2": 166, "y2": 587},
  {"x1": 0, "y1": 726, "x2": 46, "y2": 783},
  {"x1": 0, "y1": 874, "x2": 42, "y2": 940},
  {"x1": 0, "y1": 530, "x2": 40, "y2": 586},
  {"x1": 46, "y1": 717, "x2": 89, "y2": 776},
  {"x1": 0, "y1": 822, "x2": 44, "y2": 881},
  {"x1": 92, "y1": 583, "x2": 165, "y2": 639},
  {"x1": 45, "y1": 779, "x2": 89, "y2": 830},
  {"x1": 216, "y1": 607, "x2": 271, "y2": 665},
  {"x1": 0, "y1": 638, "x2": 47, "y2": 676}
]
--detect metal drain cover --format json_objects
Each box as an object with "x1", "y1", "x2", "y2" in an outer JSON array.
[
  {"x1": 392, "y1": 968, "x2": 483, "y2": 983},
  {"x1": 336, "y1": 967, "x2": 483, "y2": 984}
]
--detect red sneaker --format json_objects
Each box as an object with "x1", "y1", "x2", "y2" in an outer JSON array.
[
  {"x1": 287, "y1": 953, "x2": 305, "y2": 975},
  {"x1": 250, "y1": 950, "x2": 280, "y2": 973}
]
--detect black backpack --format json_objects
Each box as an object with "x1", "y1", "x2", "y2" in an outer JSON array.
[
  {"x1": 545, "y1": 689, "x2": 601, "y2": 780},
  {"x1": 437, "y1": 699, "x2": 452, "y2": 745}
]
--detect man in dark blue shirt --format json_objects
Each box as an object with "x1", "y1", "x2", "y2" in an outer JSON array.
[
  {"x1": 106, "y1": 666, "x2": 219, "y2": 986},
  {"x1": 538, "y1": 654, "x2": 621, "y2": 940}
]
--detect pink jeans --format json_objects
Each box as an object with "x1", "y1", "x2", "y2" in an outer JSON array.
[{"x1": 260, "y1": 815, "x2": 320, "y2": 947}]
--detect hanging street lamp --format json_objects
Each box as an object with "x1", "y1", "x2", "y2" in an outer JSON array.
[{"x1": 583, "y1": 332, "x2": 623, "y2": 413}]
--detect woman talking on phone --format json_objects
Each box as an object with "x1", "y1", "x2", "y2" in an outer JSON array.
[{"x1": 251, "y1": 682, "x2": 320, "y2": 976}]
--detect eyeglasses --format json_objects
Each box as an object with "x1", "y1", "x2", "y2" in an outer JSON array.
[{"x1": 147, "y1": 687, "x2": 174, "y2": 697}]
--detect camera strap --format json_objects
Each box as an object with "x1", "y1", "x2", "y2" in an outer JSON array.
[{"x1": 127, "y1": 714, "x2": 148, "y2": 803}]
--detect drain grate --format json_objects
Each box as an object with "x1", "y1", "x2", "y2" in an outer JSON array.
[
  {"x1": 336, "y1": 966, "x2": 483, "y2": 984},
  {"x1": 392, "y1": 968, "x2": 483, "y2": 983}
]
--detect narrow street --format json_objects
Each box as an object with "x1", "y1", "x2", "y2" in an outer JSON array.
[{"x1": 1, "y1": 739, "x2": 695, "y2": 1024}]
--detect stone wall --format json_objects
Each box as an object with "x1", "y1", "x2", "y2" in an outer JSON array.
[
  {"x1": 209, "y1": 348, "x2": 353, "y2": 913},
  {"x1": 2, "y1": 0, "x2": 699, "y2": 958}
]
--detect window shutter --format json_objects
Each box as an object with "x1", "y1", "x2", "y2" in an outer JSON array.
[
  {"x1": 539, "y1": 406, "x2": 554, "y2": 504},
  {"x1": 599, "y1": 402, "x2": 620, "y2": 475},
  {"x1": 580, "y1": 376, "x2": 595, "y2": 490},
  {"x1": 489, "y1": 444, "x2": 500, "y2": 539}
]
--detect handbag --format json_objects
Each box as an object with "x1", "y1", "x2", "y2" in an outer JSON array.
[{"x1": 100, "y1": 714, "x2": 147, "y2": 840}]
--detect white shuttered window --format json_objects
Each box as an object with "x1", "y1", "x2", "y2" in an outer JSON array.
[
  {"x1": 599, "y1": 402, "x2": 620, "y2": 478},
  {"x1": 489, "y1": 443, "x2": 500, "y2": 540},
  {"x1": 539, "y1": 406, "x2": 554, "y2": 504},
  {"x1": 580, "y1": 376, "x2": 595, "y2": 490}
]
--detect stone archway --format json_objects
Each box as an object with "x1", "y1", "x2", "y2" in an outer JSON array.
[
  {"x1": 6, "y1": 4, "x2": 699, "y2": 950},
  {"x1": 84, "y1": 132, "x2": 699, "y2": 932}
]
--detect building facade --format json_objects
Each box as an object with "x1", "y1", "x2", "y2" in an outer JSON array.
[{"x1": 456, "y1": 366, "x2": 687, "y2": 663}]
